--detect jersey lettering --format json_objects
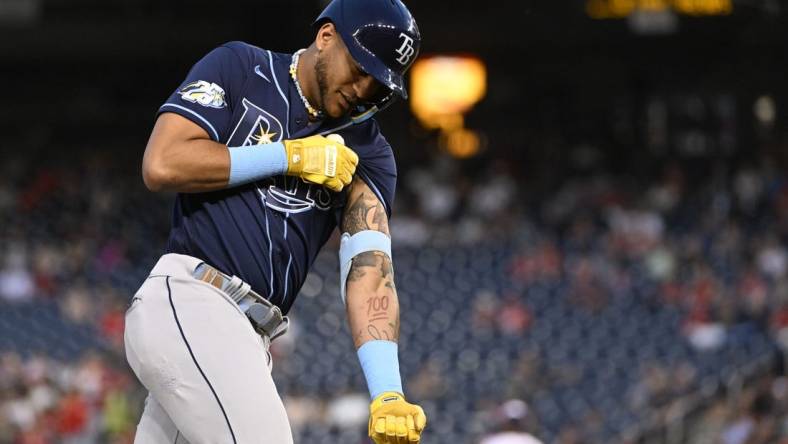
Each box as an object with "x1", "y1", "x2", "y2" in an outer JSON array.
[
  {"x1": 226, "y1": 98, "x2": 283, "y2": 146},
  {"x1": 260, "y1": 176, "x2": 333, "y2": 214},
  {"x1": 226, "y1": 98, "x2": 333, "y2": 214}
]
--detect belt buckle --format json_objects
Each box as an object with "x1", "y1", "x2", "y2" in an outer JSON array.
[{"x1": 245, "y1": 302, "x2": 286, "y2": 340}]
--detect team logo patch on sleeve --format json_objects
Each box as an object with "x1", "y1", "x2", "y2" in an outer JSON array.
[{"x1": 178, "y1": 80, "x2": 227, "y2": 108}]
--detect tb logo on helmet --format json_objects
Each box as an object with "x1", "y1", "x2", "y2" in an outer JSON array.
[{"x1": 395, "y1": 33, "x2": 416, "y2": 66}]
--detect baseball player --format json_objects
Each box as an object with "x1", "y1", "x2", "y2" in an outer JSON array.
[{"x1": 123, "y1": 0, "x2": 425, "y2": 443}]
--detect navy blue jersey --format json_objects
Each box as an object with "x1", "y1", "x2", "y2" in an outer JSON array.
[{"x1": 157, "y1": 41, "x2": 397, "y2": 314}]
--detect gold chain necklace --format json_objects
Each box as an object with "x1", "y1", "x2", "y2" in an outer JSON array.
[{"x1": 290, "y1": 49, "x2": 323, "y2": 120}]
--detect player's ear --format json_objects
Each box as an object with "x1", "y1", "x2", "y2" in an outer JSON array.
[{"x1": 315, "y1": 22, "x2": 337, "y2": 51}]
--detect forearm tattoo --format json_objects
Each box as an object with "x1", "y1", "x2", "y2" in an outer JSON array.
[
  {"x1": 342, "y1": 183, "x2": 399, "y2": 345},
  {"x1": 342, "y1": 189, "x2": 390, "y2": 235}
]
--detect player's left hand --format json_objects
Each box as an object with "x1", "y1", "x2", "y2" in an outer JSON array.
[{"x1": 368, "y1": 392, "x2": 427, "y2": 443}]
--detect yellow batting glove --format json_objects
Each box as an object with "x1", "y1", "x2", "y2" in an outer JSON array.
[
  {"x1": 282, "y1": 134, "x2": 359, "y2": 192},
  {"x1": 368, "y1": 392, "x2": 427, "y2": 444}
]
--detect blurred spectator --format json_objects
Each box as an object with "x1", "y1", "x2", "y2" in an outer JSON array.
[
  {"x1": 757, "y1": 236, "x2": 787, "y2": 280},
  {"x1": 554, "y1": 424, "x2": 582, "y2": 444},
  {"x1": 468, "y1": 161, "x2": 516, "y2": 218},
  {"x1": 567, "y1": 256, "x2": 609, "y2": 313},
  {"x1": 0, "y1": 245, "x2": 34, "y2": 303},
  {"x1": 0, "y1": 352, "x2": 136, "y2": 443},
  {"x1": 405, "y1": 157, "x2": 461, "y2": 222},
  {"x1": 740, "y1": 268, "x2": 770, "y2": 325},
  {"x1": 510, "y1": 240, "x2": 562, "y2": 285},
  {"x1": 478, "y1": 399, "x2": 543, "y2": 444},
  {"x1": 629, "y1": 364, "x2": 672, "y2": 411},
  {"x1": 55, "y1": 388, "x2": 90, "y2": 442},
  {"x1": 645, "y1": 246, "x2": 676, "y2": 282},
  {"x1": 4, "y1": 384, "x2": 36, "y2": 432},
  {"x1": 283, "y1": 392, "x2": 325, "y2": 436},
  {"x1": 471, "y1": 289, "x2": 499, "y2": 333},
  {"x1": 390, "y1": 212, "x2": 430, "y2": 246},
  {"x1": 734, "y1": 168, "x2": 765, "y2": 214},
  {"x1": 505, "y1": 348, "x2": 547, "y2": 399},
  {"x1": 60, "y1": 282, "x2": 94, "y2": 325},
  {"x1": 409, "y1": 357, "x2": 448, "y2": 400},
  {"x1": 607, "y1": 204, "x2": 665, "y2": 257},
  {"x1": 98, "y1": 299, "x2": 126, "y2": 352},
  {"x1": 497, "y1": 294, "x2": 532, "y2": 336},
  {"x1": 325, "y1": 390, "x2": 368, "y2": 430}
]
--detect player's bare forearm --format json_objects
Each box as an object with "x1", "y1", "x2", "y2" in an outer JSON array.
[
  {"x1": 342, "y1": 178, "x2": 400, "y2": 349},
  {"x1": 142, "y1": 112, "x2": 232, "y2": 193},
  {"x1": 346, "y1": 250, "x2": 400, "y2": 348}
]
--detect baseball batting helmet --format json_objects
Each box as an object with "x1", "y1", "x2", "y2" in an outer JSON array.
[{"x1": 314, "y1": 0, "x2": 421, "y2": 101}]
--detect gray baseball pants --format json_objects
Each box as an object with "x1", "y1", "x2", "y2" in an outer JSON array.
[{"x1": 124, "y1": 253, "x2": 294, "y2": 444}]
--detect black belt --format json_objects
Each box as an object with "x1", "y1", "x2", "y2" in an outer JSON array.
[{"x1": 193, "y1": 263, "x2": 288, "y2": 341}]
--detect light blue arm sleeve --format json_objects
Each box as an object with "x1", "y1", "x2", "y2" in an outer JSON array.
[
  {"x1": 227, "y1": 142, "x2": 287, "y2": 187},
  {"x1": 339, "y1": 230, "x2": 392, "y2": 304},
  {"x1": 357, "y1": 340, "x2": 403, "y2": 399}
]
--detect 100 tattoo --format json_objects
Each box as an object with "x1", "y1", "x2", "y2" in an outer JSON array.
[{"x1": 367, "y1": 295, "x2": 389, "y2": 316}]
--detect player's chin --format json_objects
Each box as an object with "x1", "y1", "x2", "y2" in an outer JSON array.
[{"x1": 325, "y1": 98, "x2": 351, "y2": 119}]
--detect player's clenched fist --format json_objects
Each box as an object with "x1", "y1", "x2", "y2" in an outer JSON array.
[
  {"x1": 283, "y1": 134, "x2": 358, "y2": 192},
  {"x1": 368, "y1": 392, "x2": 427, "y2": 443}
]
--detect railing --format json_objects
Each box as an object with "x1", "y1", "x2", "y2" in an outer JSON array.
[{"x1": 623, "y1": 349, "x2": 778, "y2": 444}]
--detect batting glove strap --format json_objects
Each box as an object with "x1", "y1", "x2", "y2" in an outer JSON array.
[{"x1": 368, "y1": 392, "x2": 427, "y2": 444}]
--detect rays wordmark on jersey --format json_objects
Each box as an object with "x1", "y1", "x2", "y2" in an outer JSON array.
[{"x1": 228, "y1": 98, "x2": 333, "y2": 214}]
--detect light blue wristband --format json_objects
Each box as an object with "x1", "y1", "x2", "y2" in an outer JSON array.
[
  {"x1": 227, "y1": 142, "x2": 287, "y2": 187},
  {"x1": 357, "y1": 340, "x2": 403, "y2": 399}
]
